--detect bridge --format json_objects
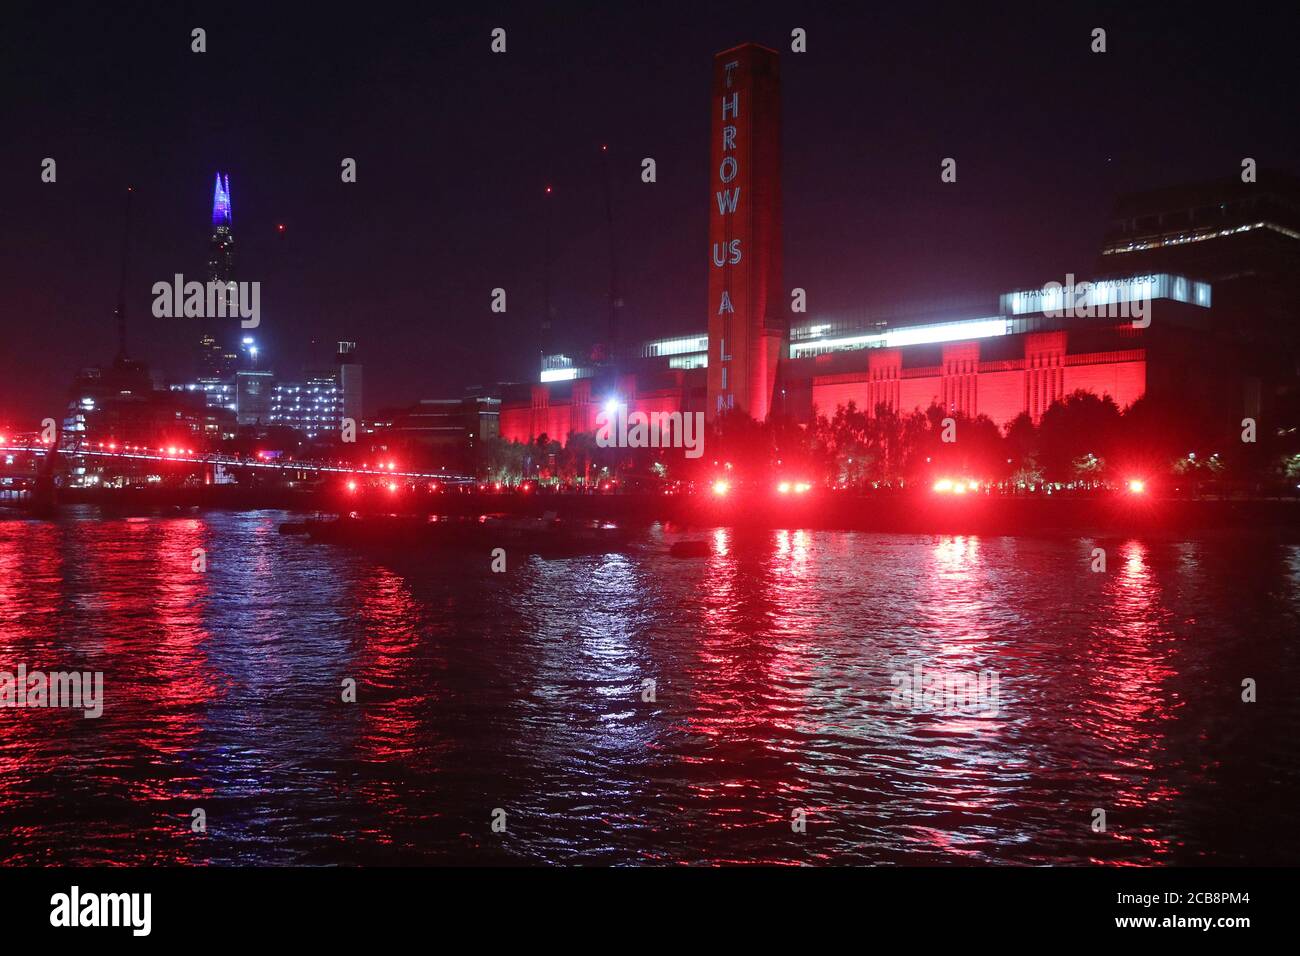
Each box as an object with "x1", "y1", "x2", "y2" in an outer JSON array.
[{"x1": 0, "y1": 436, "x2": 475, "y2": 490}]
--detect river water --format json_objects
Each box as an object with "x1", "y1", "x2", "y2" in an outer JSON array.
[{"x1": 1, "y1": 508, "x2": 1297, "y2": 865}]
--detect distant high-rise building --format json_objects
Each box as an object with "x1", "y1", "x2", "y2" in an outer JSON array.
[
  {"x1": 1098, "y1": 171, "x2": 1300, "y2": 351},
  {"x1": 267, "y1": 343, "x2": 364, "y2": 440},
  {"x1": 270, "y1": 374, "x2": 343, "y2": 439},
  {"x1": 375, "y1": 393, "x2": 500, "y2": 471},
  {"x1": 235, "y1": 370, "x2": 275, "y2": 427},
  {"x1": 336, "y1": 341, "x2": 363, "y2": 427},
  {"x1": 197, "y1": 172, "x2": 239, "y2": 379},
  {"x1": 171, "y1": 337, "x2": 268, "y2": 423}
]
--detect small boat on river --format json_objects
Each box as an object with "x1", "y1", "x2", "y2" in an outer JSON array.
[{"x1": 305, "y1": 512, "x2": 632, "y2": 555}]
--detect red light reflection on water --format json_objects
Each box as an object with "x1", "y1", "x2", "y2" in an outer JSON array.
[
  {"x1": 0, "y1": 518, "x2": 218, "y2": 863},
  {"x1": 681, "y1": 529, "x2": 828, "y2": 860},
  {"x1": 353, "y1": 566, "x2": 426, "y2": 755},
  {"x1": 679, "y1": 530, "x2": 1190, "y2": 863},
  {"x1": 347, "y1": 565, "x2": 446, "y2": 844},
  {"x1": 1079, "y1": 540, "x2": 1182, "y2": 859},
  {"x1": 139, "y1": 520, "x2": 218, "y2": 754}
]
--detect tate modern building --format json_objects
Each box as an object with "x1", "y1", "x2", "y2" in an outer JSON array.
[{"x1": 500, "y1": 44, "x2": 1295, "y2": 445}]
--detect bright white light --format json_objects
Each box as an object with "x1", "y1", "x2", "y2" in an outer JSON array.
[
  {"x1": 643, "y1": 335, "x2": 709, "y2": 357},
  {"x1": 540, "y1": 368, "x2": 580, "y2": 383},
  {"x1": 790, "y1": 318, "x2": 1010, "y2": 357}
]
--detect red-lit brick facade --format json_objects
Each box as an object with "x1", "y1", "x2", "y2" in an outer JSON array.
[
  {"x1": 499, "y1": 333, "x2": 1148, "y2": 444},
  {"x1": 500, "y1": 373, "x2": 699, "y2": 445},
  {"x1": 808, "y1": 333, "x2": 1146, "y2": 428}
]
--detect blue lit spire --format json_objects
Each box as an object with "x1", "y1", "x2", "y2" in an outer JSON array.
[
  {"x1": 201, "y1": 172, "x2": 237, "y2": 379},
  {"x1": 212, "y1": 172, "x2": 232, "y2": 227}
]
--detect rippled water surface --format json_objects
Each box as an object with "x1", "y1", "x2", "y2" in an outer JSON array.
[{"x1": 1, "y1": 509, "x2": 1298, "y2": 865}]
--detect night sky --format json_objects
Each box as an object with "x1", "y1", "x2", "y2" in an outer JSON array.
[{"x1": 2, "y1": 1, "x2": 1296, "y2": 424}]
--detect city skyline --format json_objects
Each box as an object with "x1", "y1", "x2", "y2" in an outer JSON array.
[{"x1": 3, "y1": 4, "x2": 1298, "y2": 424}]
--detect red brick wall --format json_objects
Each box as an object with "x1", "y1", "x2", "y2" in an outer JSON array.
[
  {"x1": 1064, "y1": 360, "x2": 1145, "y2": 412},
  {"x1": 498, "y1": 385, "x2": 689, "y2": 445},
  {"x1": 899, "y1": 377, "x2": 942, "y2": 415},
  {"x1": 508, "y1": 341, "x2": 1148, "y2": 442},
  {"x1": 977, "y1": 369, "x2": 1025, "y2": 425},
  {"x1": 810, "y1": 336, "x2": 1147, "y2": 431},
  {"x1": 499, "y1": 406, "x2": 533, "y2": 444}
]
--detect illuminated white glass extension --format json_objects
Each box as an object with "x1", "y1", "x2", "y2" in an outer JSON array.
[
  {"x1": 1001, "y1": 273, "x2": 1211, "y2": 316},
  {"x1": 789, "y1": 317, "x2": 1011, "y2": 358},
  {"x1": 641, "y1": 335, "x2": 709, "y2": 358}
]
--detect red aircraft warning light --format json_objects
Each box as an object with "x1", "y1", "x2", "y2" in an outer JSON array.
[{"x1": 1128, "y1": 478, "x2": 1147, "y2": 494}]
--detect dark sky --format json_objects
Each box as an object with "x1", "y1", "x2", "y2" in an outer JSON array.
[{"x1": 1, "y1": 1, "x2": 1296, "y2": 424}]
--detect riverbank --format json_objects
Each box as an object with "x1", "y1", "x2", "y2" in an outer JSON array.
[{"x1": 6, "y1": 487, "x2": 1300, "y2": 538}]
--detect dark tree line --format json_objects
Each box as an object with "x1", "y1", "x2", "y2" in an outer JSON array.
[{"x1": 478, "y1": 389, "x2": 1300, "y2": 493}]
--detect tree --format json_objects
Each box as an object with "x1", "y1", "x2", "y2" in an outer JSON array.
[
  {"x1": 478, "y1": 436, "x2": 527, "y2": 482},
  {"x1": 1038, "y1": 391, "x2": 1121, "y2": 482},
  {"x1": 814, "y1": 401, "x2": 870, "y2": 485},
  {"x1": 1004, "y1": 413, "x2": 1042, "y2": 487}
]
